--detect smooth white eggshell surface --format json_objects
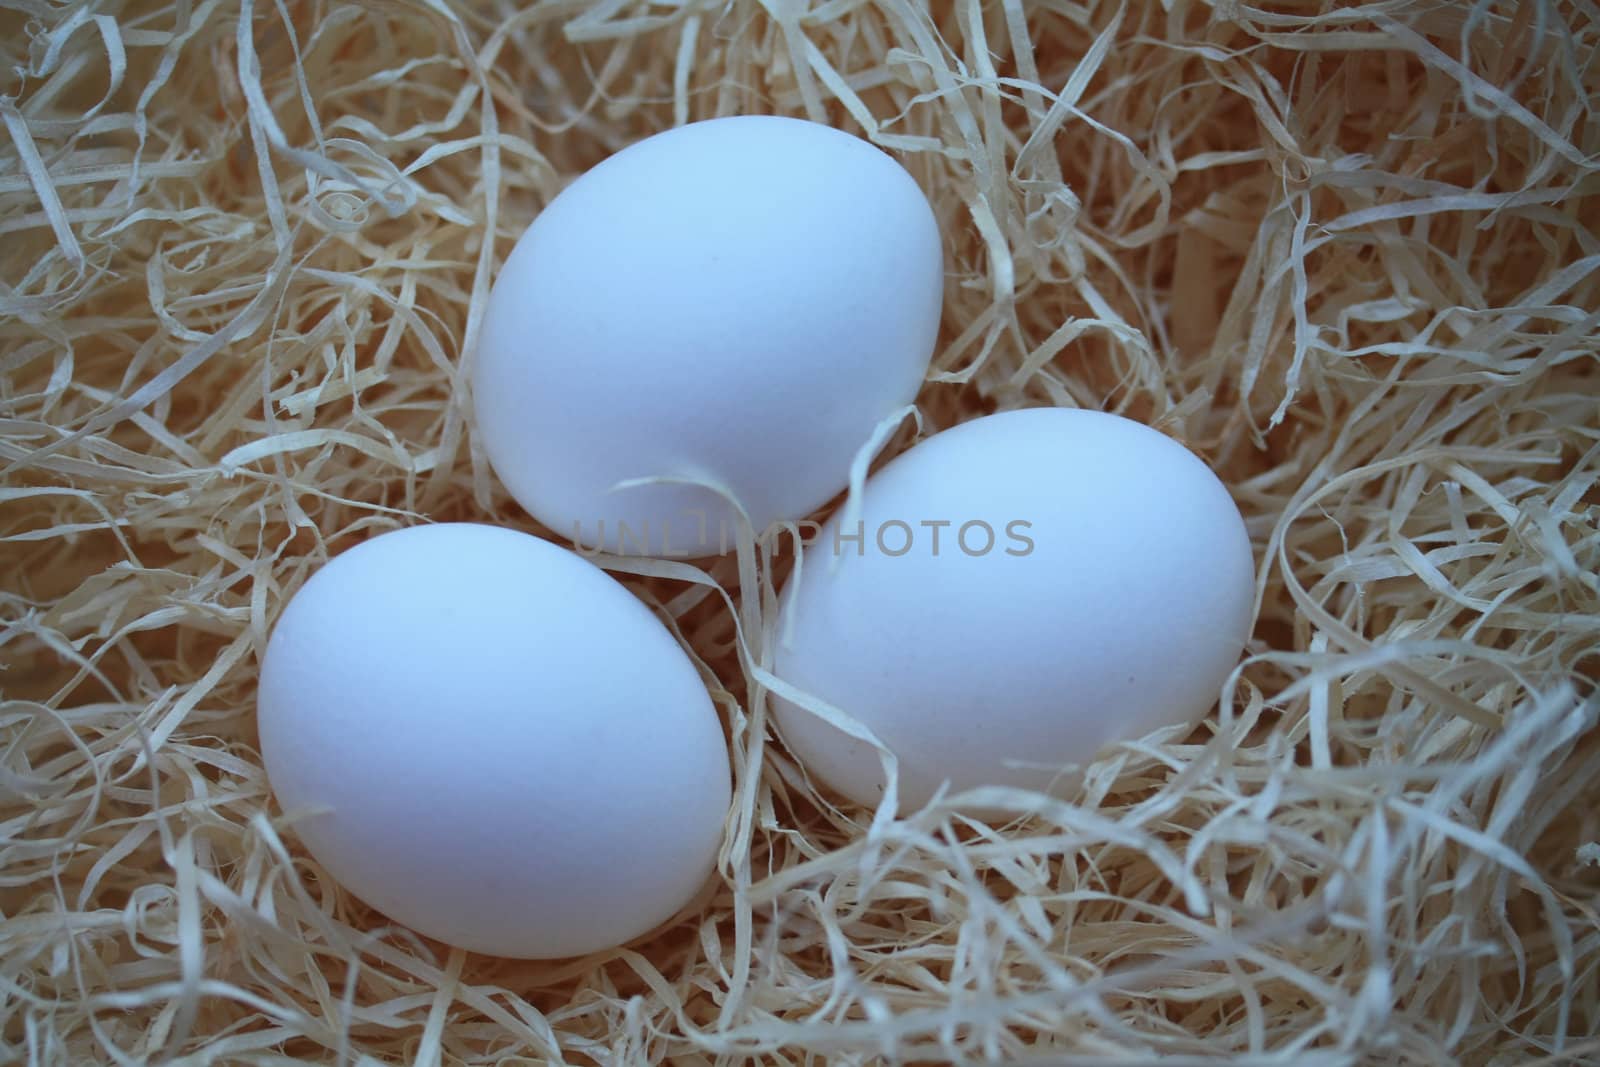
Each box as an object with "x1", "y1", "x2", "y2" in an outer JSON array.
[
  {"x1": 771, "y1": 408, "x2": 1255, "y2": 812},
  {"x1": 257, "y1": 523, "x2": 730, "y2": 958},
  {"x1": 473, "y1": 115, "x2": 943, "y2": 556}
]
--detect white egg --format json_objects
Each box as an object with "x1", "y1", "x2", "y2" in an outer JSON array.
[
  {"x1": 473, "y1": 115, "x2": 943, "y2": 556},
  {"x1": 257, "y1": 523, "x2": 730, "y2": 958},
  {"x1": 771, "y1": 408, "x2": 1255, "y2": 812}
]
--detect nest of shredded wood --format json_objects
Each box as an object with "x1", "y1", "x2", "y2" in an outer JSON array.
[{"x1": 3, "y1": 0, "x2": 1598, "y2": 1064}]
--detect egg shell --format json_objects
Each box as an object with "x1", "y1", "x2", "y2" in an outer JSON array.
[
  {"x1": 257, "y1": 523, "x2": 730, "y2": 958},
  {"x1": 473, "y1": 115, "x2": 943, "y2": 556},
  {"x1": 770, "y1": 408, "x2": 1256, "y2": 812}
]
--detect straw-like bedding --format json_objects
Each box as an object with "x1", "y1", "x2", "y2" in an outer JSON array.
[{"x1": 2, "y1": 0, "x2": 1598, "y2": 1063}]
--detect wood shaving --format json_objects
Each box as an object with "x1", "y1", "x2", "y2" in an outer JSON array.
[{"x1": 2, "y1": 0, "x2": 1597, "y2": 1063}]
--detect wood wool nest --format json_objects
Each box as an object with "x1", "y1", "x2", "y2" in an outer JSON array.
[{"x1": 2, "y1": 0, "x2": 1598, "y2": 1064}]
